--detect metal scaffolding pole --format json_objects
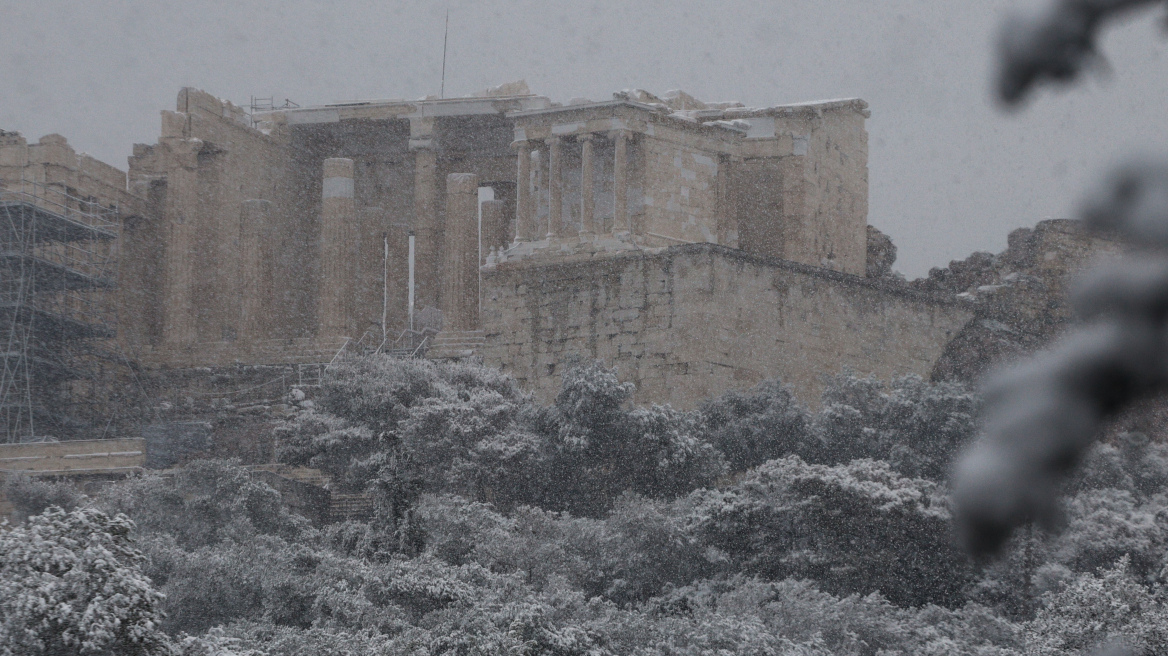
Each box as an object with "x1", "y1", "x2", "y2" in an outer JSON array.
[{"x1": 0, "y1": 178, "x2": 118, "y2": 442}]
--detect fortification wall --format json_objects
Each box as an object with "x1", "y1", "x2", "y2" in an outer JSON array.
[
  {"x1": 0, "y1": 438, "x2": 146, "y2": 476},
  {"x1": 479, "y1": 243, "x2": 973, "y2": 408}
]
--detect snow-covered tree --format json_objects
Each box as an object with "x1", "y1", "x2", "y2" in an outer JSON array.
[
  {"x1": 698, "y1": 379, "x2": 810, "y2": 473},
  {"x1": 0, "y1": 506, "x2": 171, "y2": 656},
  {"x1": 1026, "y1": 557, "x2": 1168, "y2": 656},
  {"x1": 687, "y1": 455, "x2": 971, "y2": 607}
]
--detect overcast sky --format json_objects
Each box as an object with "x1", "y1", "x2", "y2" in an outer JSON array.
[{"x1": 2, "y1": 0, "x2": 1166, "y2": 277}]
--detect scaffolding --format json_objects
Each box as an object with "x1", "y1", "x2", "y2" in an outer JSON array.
[{"x1": 0, "y1": 178, "x2": 118, "y2": 443}]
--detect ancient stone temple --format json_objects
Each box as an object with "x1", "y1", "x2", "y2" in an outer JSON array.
[{"x1": 2, "y1": 83, "x2": 996, "y2": 443}]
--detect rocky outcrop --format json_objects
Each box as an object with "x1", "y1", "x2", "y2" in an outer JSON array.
[
  {"x1": 919, "y1": 219, "x2": 1124, "y2": 382},
  {"x1": 866, "y1": 225, "x2": 898, "y2": 278}
]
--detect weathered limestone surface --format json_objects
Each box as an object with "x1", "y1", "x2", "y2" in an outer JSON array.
[
  {"x1": 0, "y1": 438, "x2": 146, "y2": 475},
  {"x1": 641, "y1": 136, "x2": 722, "y2": 244},
  {"x1": 319, "y1": 157, "x2": 356, "y2": 337},
  {"x1": 441, "y1": 173, "x2": 480, "y2": 333},
  {"x1": 773, "y1": 107, "x2": 868, "y2": 275},
  {"x1": 511, "y1": 97, "x2": 869, "y2": 275},
  {"x1": 239, "y1": 199, "x2": 275, "y2": 341},
  {"x1": 479, "y1": 243, "x2": 973, "y2": 408},
  {"x1": 9, "y1": 86, "x2": 1139, "y2": 449},
  {"x1": 127, "y1": 88, "x2": 297, "y2": 355},
  {"x1": 0, "y1": 132, "x2": 155, "y2": 342},
  {"x1": 411, "y1": 142, "x2": 440, "y2": 311},
  {"x1": 513, "y1": 141, "x2": 535, "y2": 241},
  {"x1": 6, "y1": 88, "x2": 948, "y2": 417}
]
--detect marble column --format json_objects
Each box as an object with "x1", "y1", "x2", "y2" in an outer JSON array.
[
  {"x1": 161, "y1": 140, "x2": 201, "y2": 345},
  {"x1": 319, "y1": 157, "x2": 355, "y2": 337},
  {"x1": 547, "y1": 136, "x2": 562, "y2": 239},
  {"x1": 412, "y1": 145, "x2": 439, "y2": 310},
  {"x1": 579, "y1": 134, "x2": 596, "y2": 237},
  {"x1": 513, "y1": 140, "x2": 534, "y2": 242},
  {"x1": 239, "y1": 199, "x2": 273, "y2": 342},
  {"x1": 613, "y1": 130, "x2": 631, "y2": 235},
  {"x1": 442, "y1": 173, "x2": 480, "y2": 332}
]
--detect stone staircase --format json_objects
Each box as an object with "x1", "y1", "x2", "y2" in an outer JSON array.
[
  {"x1": 249, "y1": 464, "x2": 376, "y2": 525},
  {"x1": 426, "y1": 330, "x2": 485, "y2": 360}
]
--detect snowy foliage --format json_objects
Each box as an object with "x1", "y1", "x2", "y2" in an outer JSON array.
[
  {"x1": 278, "y1": 359, "x2": 725, "y2": 518},
  {"x1": 0, "y1": 506, "x2": 170, "y2": 656},
  {"x1": 1026, "y1": 558, "x2": 1168, "y2": 655},
  {"x1": 687, "y1": 455, "x2": 970, "y2": 607},
  {"x1": 957, "y1": 0, "x2": 1168, "y2": 567},
  {"x1": 9, "y1": 356, "x2": 1168, "y2": 655},
  {"x1": 99, "y1": 460, "x2": 311, "y2": 550},
  {"x1": 996, "y1": 0, "x2": 1166, "y2": 105},
  {"x1": 698, "y1": 379, "x2": 810, "y2": 472},
  {"x1": 2, "y1": 472, "x2": 84, "y2": 521}
]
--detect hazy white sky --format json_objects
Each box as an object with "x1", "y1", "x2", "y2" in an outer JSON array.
[{"x1": 2, "y1": 0, "x2": 1166, "y2": 277}]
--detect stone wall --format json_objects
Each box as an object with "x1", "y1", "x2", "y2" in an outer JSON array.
[
  {"x1": 479, "y1": 243, "x2": 972, "y2": 408},
  {"x1": 724, "y1": 101, "x2": 869, "y2": 276},
  {"x1": 800, "y1": 107, "x2": 868, "y2": 275},
  {"x1": 0, "y1": 438, "x2": 146, "y2": 475},
  {"x1": 0, "y1": 131, "x2": 147, "y2": 214},
  {"x1": 640, "y1": 136, "x2": 724, "y2": 244}
]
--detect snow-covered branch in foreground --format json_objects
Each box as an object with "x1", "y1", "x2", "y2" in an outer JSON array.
[
  {"x1": 954, "y1": 161, "x2": 1168, "y2": 561},
  {"x1": 997, "y1": 0, "x2": 1166, "y2": 104}
]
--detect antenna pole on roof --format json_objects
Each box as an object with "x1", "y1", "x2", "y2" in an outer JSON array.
[{"x1": 440, "y1": 9, "x2": 450, "y2": 99}]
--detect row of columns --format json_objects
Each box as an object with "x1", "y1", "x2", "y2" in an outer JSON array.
[
  {"x1": 320, "y1": 129, "x2": 640, "y2": 340},
  {"x1": 512, "y1": 130, "x2": 633, "y2": 243},
  {"x1": 318, "y1": 157, "x2": 481, "y2": 339}
]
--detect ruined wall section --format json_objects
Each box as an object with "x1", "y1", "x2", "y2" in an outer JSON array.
[
  {"x1": 919, "y1": 219, "x2": 1125, "y2": 382},
  {"x1": 433, "y1": 114, "x2": 518, "y2": 313},
  {"x1": 127, "y1": 88, "x2": 311, "y2": 364},
  {"x1": 0, "y1": 132, "x2": 146, "y2": 213},
  {"x1": 284, "y1": 112, "x2": 521, "y2": 340},
  {"x1": 0, "y1": 133, "x2": 151, "y2": 331},
  {"x1": 479, "y1": 243, "x2": 971, "y2": 408},
  {"x1": 288, "y1": 118, "x2": 413, "y2": 340}
]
